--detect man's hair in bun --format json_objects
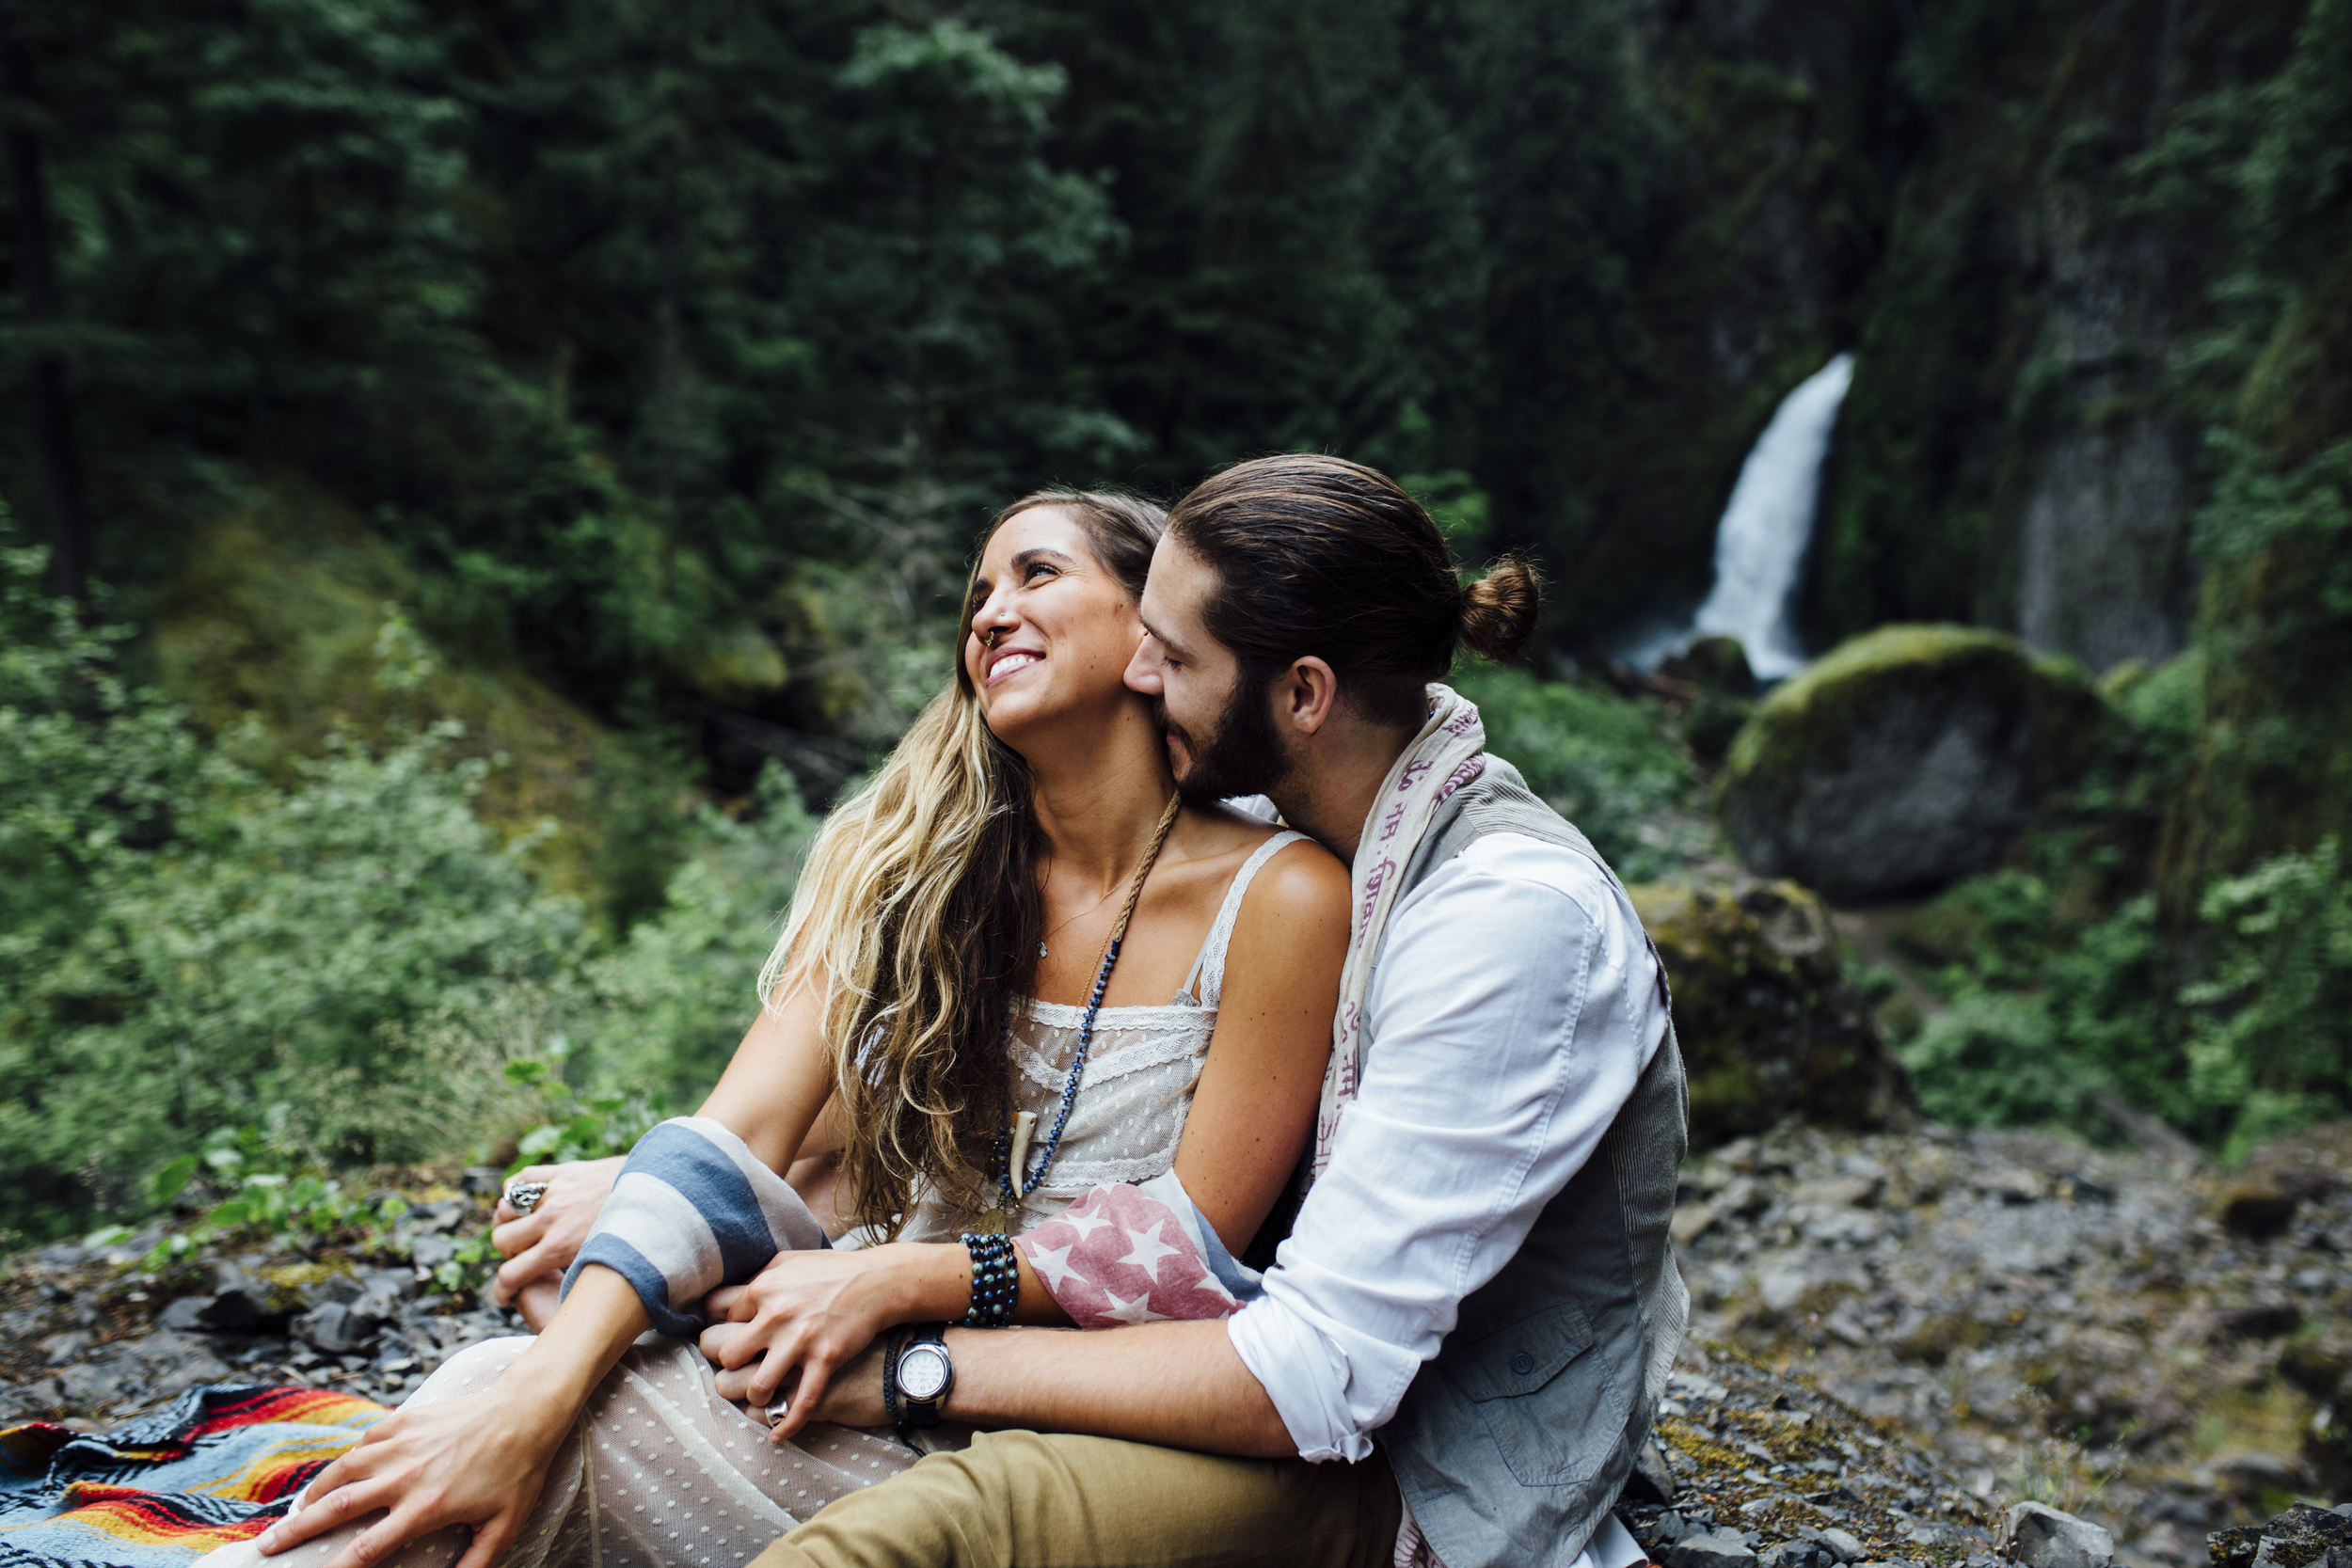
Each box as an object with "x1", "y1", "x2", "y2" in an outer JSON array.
[
  {"x1": 1460, "y1": 556, "x2": 1543, "y2": 664},
  {"x1": 1167, "y1": 454, "x2": 1544, "y2": 729}
]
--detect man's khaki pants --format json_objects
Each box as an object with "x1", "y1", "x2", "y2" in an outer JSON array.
[{"x1": 748, "y1": 1431, "x2": 1403, "y2": 1568}]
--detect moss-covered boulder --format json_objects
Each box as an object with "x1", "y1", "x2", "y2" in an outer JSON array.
[
  {"x1": 1630, "y1": 879, "x2": 1912, "y2": 1148},
  {"x1": 1717, "y1": 625, "x2": 2106, "y2": 900}
]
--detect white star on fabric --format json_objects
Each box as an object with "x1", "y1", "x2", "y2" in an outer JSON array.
[
  {"x1": 1063, "y1": 1210, "x2": 1113, "y2": 1239},
  {"x1": 1115, "y1": 1222, "x2": 1182, "y2": 1281},
  {"x1": 1098, "y1": 1288, "x2": 1168, "y2": 1325},
  {"x1": 1192, "y1": 1274, "x2": 1238, "y2": 1302},
  {"x1": 1026, "y1": 1243, "x2": 1083, "y2": 1291}
]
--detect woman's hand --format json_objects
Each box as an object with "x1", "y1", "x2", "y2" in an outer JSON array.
[
  {"x1": 490, "y1": 1156, "x2": 625, "y2": 1313},
  {"x1": 698, "y1": 1243, "x2": 960, "y2": 1442},
  {"x1": 255, "y1": 1386, "x2": 568, "y2": 1568}
]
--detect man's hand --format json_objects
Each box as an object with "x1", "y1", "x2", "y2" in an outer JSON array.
[
  {"x1": 255, "y1": 1387, "x2": 565, "y2": 1568},
  {"x1": 696, "y1": 1243, "x2": 950, "y2": 1442},
  {"x1": 789, "y1": 1337, "x2": 889, "y2": 1428},
  {"x1": 490, "y1": 1156, "x2": 624, "y2": 1313}
]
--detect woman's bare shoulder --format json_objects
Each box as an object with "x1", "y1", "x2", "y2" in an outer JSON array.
[{"x1": 1238, "y1": 832, "x2": 1349, "y2": 923}]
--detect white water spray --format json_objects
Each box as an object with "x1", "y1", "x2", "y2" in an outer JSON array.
[
  {"x1": 1689, "y1": 352, "x2": 1854, "y2": 679},
  {"x1": 1630, "y1": 353, "x2": 1855, "y2": 680}
]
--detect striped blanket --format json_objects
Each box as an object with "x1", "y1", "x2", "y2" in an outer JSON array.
[
  {"x1": 0, "y1": 1386, "x2": 385, "y2": 1568},
  {"x1": 572, "y1": 1117, "x2": 1261, "y2": 1331}
]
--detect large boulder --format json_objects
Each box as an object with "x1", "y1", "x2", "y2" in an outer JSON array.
[
  {"x1": 1717, "y1": 625, "x2": 2104, "y2": 900},
  {"x1": 1630, "y1": 879, "x2": 1912, "y2": 1147}
]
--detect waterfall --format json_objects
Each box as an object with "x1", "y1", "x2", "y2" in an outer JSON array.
[
  {"x1": 1633, "y1": 352, "x2": 1855, "y2": 680},
  {"x1": 1689, "y1": 353, "x2": 1854, "y2": 678}
]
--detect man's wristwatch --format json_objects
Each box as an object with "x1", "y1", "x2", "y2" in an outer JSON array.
[{"x1": 893, "y1": 1323, "x2": 954, "y2": 1427}]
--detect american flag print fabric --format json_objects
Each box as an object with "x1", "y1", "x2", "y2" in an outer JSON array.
[{"x1": 1013, "y1": 1172, "x2": 1261, "y2": 1329}]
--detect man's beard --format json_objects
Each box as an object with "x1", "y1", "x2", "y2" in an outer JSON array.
[{"x1": 1167, "y1": 672, "x2": 1294, "y2": 804}]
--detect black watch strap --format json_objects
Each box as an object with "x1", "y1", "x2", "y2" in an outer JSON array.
[{"x1": 895, "y1": 1323, "x2": 954, "y2": 1428}]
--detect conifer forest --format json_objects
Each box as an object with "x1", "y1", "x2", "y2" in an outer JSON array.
[{"x1": 3, "y1": 0, "x2": 2351, "y2": 1282}]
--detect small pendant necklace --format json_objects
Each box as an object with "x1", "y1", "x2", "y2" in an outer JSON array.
[{"x1": 979, "y1": 792, "x2": 1182, "y2": 1233}]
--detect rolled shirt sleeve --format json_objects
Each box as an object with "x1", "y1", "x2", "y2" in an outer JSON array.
[{"x1": 1226, "y1": 832, "x2": 1667, "y2": 1462}]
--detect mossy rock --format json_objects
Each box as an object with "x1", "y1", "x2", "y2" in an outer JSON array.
[
  {"x1": 1717, "y1": 625, "x2": 2106, "y2": 901},
  {"x1": 1661, "y1": 635, "x2": 1758, "y2": 698},
  {"x1": 1630, "y1": 878, "x2": 1912, "y2": 1148}
]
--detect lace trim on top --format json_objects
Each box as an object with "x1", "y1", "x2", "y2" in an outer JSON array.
[{"x1": 891, "y1": 829, "x2": 1311, "y2": 1244}]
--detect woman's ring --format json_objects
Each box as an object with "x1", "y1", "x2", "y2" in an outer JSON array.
[{"x1": 504, "y1": 1180, "x2": 549, "y2": 1216}]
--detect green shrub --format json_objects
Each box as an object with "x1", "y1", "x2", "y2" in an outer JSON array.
[
  {"x1": 1453, "y1": 665, "x2": 1699, "y2": 879},
  {"x1": 571, "y1": 762, "x2": 822, "y2": 1101},
  {"x1": 1894, "y1": 847, "x2": 2352, "y2": 1155},
  {"x1": 0, "y1": 546, "x2": 587, "y2": 1236},
  {"x1": 2180, "y1": 841, "x2": 2352, "y2": 1161},
  {"x1": 1899, "y1": 991, "x2": 2108, "y2": 1132}
]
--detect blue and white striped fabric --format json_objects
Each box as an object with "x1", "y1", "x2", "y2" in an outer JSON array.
[{"x1": 561, "y1": 1116, "x2": 831, "y2": 1337}]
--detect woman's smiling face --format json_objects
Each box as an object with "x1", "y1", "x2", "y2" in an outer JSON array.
[{"x1": 962, "y1": 504, "x2": 1148, "y2": 749}]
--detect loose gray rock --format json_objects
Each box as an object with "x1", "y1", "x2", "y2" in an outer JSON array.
[
  {"x1": 2000, "y1": 1501, "x2": 2115, "y2": 1568},
  {"x1": 305, "y1": 1272, "x2": 364, "y2": 1308},
  {"x1": 296, "y1": 1301, "x2": 380, "y2": 1354},
  {"x1": 2209, "y1": 1503, "x2": 2352, "y2": 1568},
  {"x1": 1627, "y1": 1437, "x2": 1679, "y2": 1504},
  {"x1": 1818, "y1": 1528, "x2": 1867, "y2": 1563},
  {"x1": 195, "y1": 1261, "x2": 282, "y2": 1332},
  {"x1": 409, "y1": 1234, "x2": 458, "y2": 1270},
  {"x1": 1664, "y1": 1530, "x2": 1762, "y2": 1568},
  {"x1": 156, "y1": 1296, "x2": 211, "y2": 1332}
]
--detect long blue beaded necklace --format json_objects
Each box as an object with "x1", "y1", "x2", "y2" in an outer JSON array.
[{"x1": 977, "y1": 792, "x2": 1182, "y2": 1234}]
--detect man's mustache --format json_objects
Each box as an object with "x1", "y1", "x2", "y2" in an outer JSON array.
[{"x1": 1153, "y1": 702, "x2": 1196, "y2": 758}]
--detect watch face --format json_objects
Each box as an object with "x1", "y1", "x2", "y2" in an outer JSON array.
[{"x1": 898, "y1": 1344, "x2": 951, "y2": 1402}]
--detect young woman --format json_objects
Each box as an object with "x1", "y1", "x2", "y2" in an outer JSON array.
[{"x1": 233, "y1": 491, "x2": 1349, "y2": 1568}]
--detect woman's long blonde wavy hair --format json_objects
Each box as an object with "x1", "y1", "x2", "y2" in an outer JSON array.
[{"x1": 756, "y1": 490, "x2": 1167, "y2": 1238}]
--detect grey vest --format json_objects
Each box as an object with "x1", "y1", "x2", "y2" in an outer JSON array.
[{"x1": 1368, "y1": 758, "x2": 1689, "y2": 1568}]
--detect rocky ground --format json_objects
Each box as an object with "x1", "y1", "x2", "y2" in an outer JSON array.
[
  {"x1": 3, "y1": 1126, "x2": 2348, "y2": 1568},
  {"x1": 0, "y1": 1169, "x2": 516, "y2": 1426},
  {"x1": 1675, "y1": 1120, "x2": 2352, "y2": 1568}
]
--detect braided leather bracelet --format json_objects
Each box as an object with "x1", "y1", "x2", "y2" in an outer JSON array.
[{"x1": 881, "y1": 1324, "x2": 910, "y2": 1429}]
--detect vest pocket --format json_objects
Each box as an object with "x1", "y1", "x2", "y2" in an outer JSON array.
[{"x1": 1443, "y1": 1302, "x2": 1629, "y2": 1487}]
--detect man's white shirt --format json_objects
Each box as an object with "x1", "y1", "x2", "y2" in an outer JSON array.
[{"x1": 1225, "y1": 831, "x2": 1668, "y2": 1462}]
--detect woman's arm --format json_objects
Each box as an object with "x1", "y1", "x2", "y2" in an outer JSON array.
[
  {"x1": 489, "y1": 976, "x2": 839, "y2": 1318},
  {"x1": 268, "y1": 983, "x2": 849, "y2": 1568},
  {"x1": 259, "y1": 1267, "x2": 652, "y2": 1568},
  {"x1": 697, "y1": 971, "x2": 837, "y2": 1170},
  {"x1": 705, "y1": 841, "x2": 1346, "y2": 1436},
  {"x1": 1171, "y1": 839, "x2": 1349, "y2": 1250}
]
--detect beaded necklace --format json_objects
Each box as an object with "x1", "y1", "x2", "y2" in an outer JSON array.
[{"x1": 977, "y1": 791, "x2": 1183, "y2": 1234}]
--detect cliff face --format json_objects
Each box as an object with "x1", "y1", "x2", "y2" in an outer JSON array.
[
  {"x1": 1596, "y1": 0, "x2": 2314, "y2": 675},
  {"x1": 1798, "y1": 0, "x2": 2310, "y2": 673},
  {"x1": 1557, "y1": 0, "x2": 1899, "y2": 636}
]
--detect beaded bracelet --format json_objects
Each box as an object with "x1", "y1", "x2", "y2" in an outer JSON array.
[{"x1": 961, "y1": 1231, "x2": 1019, "y2": 1327}]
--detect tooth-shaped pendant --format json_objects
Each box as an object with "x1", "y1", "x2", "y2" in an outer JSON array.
[{"x1": 1008, "y1": 1110, "x2": 1038, "y2": 1196}]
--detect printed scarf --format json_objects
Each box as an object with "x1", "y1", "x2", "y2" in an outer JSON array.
[{"x1": 1311, "y1": 683, "x2": 1486, "y2": 1180}]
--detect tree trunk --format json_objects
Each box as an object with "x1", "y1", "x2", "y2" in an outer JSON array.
[{"x1": 3, "y1": 38, "x2": 88, "y2": 601}]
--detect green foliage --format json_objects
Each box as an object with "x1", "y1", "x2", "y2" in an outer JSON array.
[
  {"x1": 0, "y1": 544, "x2": 582, "y2": 1234},
  {"x1": 1453, "y1": 665, "x2": 1699, "y2": 880},
  {"x1": 1894, "y1": 840, "x2": 2352, "y2": 1155},
  {"x1": 2179, "y1": 841, "x2": 2352, "y2": 1160},
  {"x1": 1899, "y1": 991, "x2": 2107, "y2": 1132},
  {"x1": 139, "y1": 1123, "x2": 412, "y2": 1271},
  {"x1": 574, "y1": 762, "x2": 820, "y2": 1099}
]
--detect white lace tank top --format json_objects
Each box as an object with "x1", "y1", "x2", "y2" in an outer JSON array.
[{"x1": 892, "y1": 830, "x2": 1310, "y2": 1243}]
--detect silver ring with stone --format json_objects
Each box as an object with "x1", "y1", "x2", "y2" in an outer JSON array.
[
  {"x1": 504, "y1": 1180, "x2": 549, "y2": 1216},
  {"x1": 764, "y1": 1398, "x2": 789, "y2": 1427}
]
